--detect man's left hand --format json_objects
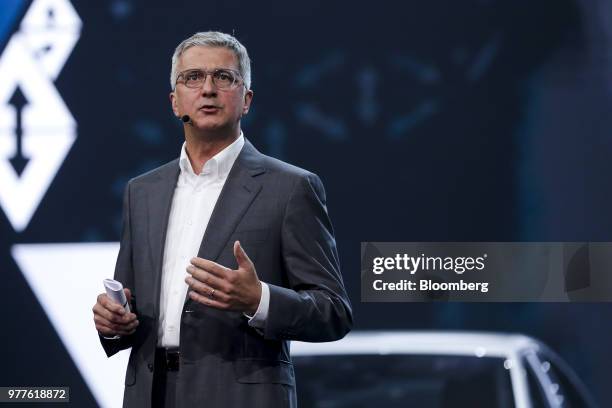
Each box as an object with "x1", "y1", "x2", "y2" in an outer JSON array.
[{"x1": 185, "y1": 240, "x2": 262, "y2": 315}]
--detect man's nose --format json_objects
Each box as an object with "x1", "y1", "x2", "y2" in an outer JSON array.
[{"x1": 200, "y1": 74, "x2": 217, "y2": 96}]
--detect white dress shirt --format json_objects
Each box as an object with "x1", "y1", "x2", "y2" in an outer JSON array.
[{"x1": 157, "y1": 133, "x2": 269, "y2": 348}]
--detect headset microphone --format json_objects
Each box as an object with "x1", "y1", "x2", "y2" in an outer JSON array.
[{"x1": 181, "y1": 115, "x2": 193, "y2": 125}]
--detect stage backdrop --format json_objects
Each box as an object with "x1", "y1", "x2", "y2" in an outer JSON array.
[{"x1": 1, "y1": 0, "x2": 612, "y2": 406}]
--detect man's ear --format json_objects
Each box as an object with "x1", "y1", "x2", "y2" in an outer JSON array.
[
  {"x1": 243, "y1": 89, "x2": 253, "y2": 115},
  {"x1": 170, "y1": 91, "x2": 179, "y2": 117}
]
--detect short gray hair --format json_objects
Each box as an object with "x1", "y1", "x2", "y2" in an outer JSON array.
[{"x1": 170, "y1": 31, "x2": 251, "y2": 90}]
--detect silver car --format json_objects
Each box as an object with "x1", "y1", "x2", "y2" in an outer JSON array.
[{"x1": 291, "y1": 331, "x2": 597, "y2": 408}]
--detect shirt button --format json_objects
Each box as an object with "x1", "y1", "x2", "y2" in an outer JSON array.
[
  {"x1": 168, "y1": 325, "x2": 175, "y2": 331},
  {"x1": 147, "y1": 363, "x2": 154, "y2": 372}
]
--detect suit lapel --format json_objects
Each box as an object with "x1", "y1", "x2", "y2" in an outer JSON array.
[
  {"x1": 196, "y1": 139, "x2": 265, "y2": 262},
  {"x1": 146, "y1": 159, "x2": 180, "y2": 317}
]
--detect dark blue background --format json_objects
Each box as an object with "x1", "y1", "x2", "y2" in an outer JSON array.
[{"x1": 2, "y1": 0, "x2": 612, "y2": 406}]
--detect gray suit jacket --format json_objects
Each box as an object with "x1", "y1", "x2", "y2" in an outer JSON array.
[{"x1": 99, "y1": 139, "x2": 353, "y2": 408}]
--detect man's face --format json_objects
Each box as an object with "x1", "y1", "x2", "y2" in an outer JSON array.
[{"x1": 170, "y1": 46, "x2": 253, "y2": 134}]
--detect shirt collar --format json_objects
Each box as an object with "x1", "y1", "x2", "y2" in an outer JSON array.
[{"x1": 179, "y1": 132, "x2": 245, "y2": 179}]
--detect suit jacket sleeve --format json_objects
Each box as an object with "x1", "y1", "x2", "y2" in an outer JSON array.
[
  {"x1": 264, "y1": 172, "x2": 353, "y2": 342},
  {"x1": 98, "y1": 181, "x2": 140, "y2": 357}
]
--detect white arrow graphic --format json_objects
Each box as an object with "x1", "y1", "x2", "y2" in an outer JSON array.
[{"x1": 12, "y1": 243, "x2": 128, "y2": 408}]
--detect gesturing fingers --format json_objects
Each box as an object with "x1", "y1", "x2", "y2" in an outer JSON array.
[
  {"x1": 186, "y1": 255, "x2": 260, "y2": 313},
  {"x1": 233, "y1": 240, "x2": 254, "y2": 270},
  {"x1": 185, "y1": 275, "x2": 230, "y2": 304},
  {"x1": 187, "y1": 264, "x2": 230, "y2": 291},
  {"x1": 190, "y1": 257, "x2": 232, "y2": 280},
  {"x1": 188, "y1": 289, "x2": 231, "y2": 310}
]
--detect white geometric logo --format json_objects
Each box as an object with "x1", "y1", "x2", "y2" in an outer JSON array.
[
  {"x1": 0, "y1": 0, "x2": 81, "y2": 231},
  {"x1": 4, "y1": 3, "x2": 127, "y2": 407}
]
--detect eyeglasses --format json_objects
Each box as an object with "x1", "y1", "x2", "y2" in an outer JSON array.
[{"x1": 175, "y1": 68, "x2": 244, "y2": 90}]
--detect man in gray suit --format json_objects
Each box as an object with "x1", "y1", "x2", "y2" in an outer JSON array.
[{"x1": 91, "y1": 31, "x2": 352, "y2": 407}]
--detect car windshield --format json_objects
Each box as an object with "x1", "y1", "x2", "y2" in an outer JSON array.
[{"x1": 294, "y1": 354, "x2": 515, "y2": 408}]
